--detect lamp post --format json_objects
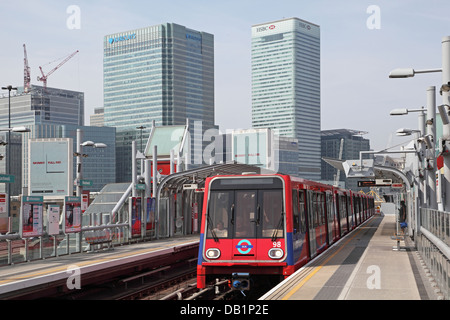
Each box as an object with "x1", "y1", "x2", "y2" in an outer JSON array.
[
  {"x1": 389, "y1": 36, "x2": 450, "y2": 211},
  {"x1": 136, "y1": 126, "x2": 146, "y2": 152},
  {"x1": 1, "y1": 85, "x2": 17, "y2": 219},
  {"x1": 75, "y1": 129, "x2": 107, "y2": 197}
]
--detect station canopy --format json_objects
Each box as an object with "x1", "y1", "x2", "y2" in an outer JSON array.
[
  {"x1": 144, "y1": 125, "x2": 188, "y2": 160},
  {"x1": 157, "y1": 162, "x2": 267, "y2": 197}
]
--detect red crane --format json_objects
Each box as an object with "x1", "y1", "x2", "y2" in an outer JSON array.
[
  {"x1": 23, "y1": 44, "x2": 31, "y2": 93},
  {"x1": 37, "y1": 50, "x2": 79, "y2": 89}
]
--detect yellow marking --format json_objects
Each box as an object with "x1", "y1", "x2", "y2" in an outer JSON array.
[{"x1": 281, "y1": 217, "x2": 376, "y2": 300}]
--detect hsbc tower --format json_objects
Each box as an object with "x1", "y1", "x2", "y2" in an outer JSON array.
[{"x1": 251, "y1": 18, "x2": 321, "y2": 180}]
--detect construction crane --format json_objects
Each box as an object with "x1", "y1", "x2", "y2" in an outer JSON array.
[
  {"x1": 23, "y1": 44, "x2": 31, "y2": 93},
  {"x1": 37, "y1": 50, "x2": 79, "y2": 89}
]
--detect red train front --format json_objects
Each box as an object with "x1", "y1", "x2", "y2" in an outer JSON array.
[{"x1": 197, "y1": 174, "x2": 299, "y2": 290}]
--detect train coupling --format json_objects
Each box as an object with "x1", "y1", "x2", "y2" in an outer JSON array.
[{"x1": 231, "y1": 273, "x2": 251, "y2": 291}]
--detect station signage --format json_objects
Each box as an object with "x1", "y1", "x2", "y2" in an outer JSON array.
[
  {"x1": 357, "y1": 179, "x2": 394, "y2": 187},
  {"x1": 21, "y1": 196, "x2": 44, "y2": 238}
]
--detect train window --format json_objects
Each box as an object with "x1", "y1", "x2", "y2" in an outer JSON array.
[
  {"x1": 234, "y1": 191, "x2": 257, "y2": 238},
  {"x1": 312, "y1": 193, "x2": 317, "y2": 227},
  {"x1": 326, "y1": 193, "x2": 333, "y2": 222},
  {"x1": 319, "y1": 193, "x2": 325, "y2": 225},
  {"x1": 207, "y1": 191, "x2": 232, "y2": 239},
  {"x1": 292, "y1": 190, "x2": 300, "y2": 235},
  {"x1": 299, "y1": 191, "x2": 306, "y2": 233},
  {"x1": 340, "y1": 195, "x2": 347, "y2": 218},
  {"x1": 260, "y1": 190, "x2": 284, "y2": 238}
]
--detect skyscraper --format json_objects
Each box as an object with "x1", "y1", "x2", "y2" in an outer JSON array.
[
  {"x1": 251, "y1": 18, "x2": 321, "y2": 180},
  {"x1": 103, "y1": 23, "x2": 215, "y2": 181}
]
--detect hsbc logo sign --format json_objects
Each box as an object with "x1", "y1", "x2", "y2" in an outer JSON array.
[{"x1": 256, "y1": 24, "x2": 276, "y2": 32}]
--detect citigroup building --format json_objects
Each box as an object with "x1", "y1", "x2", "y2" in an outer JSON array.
[{"x1": 103, "y1": 23, "x2": 215, "y2": 181}]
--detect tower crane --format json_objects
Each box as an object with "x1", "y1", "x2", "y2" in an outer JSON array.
[
  {"x1": 37, "y1": 50, "x2": 79, "y2": 89},
  {"x1": 23, "y1": 44, "x2": 31, "y2": 93}
]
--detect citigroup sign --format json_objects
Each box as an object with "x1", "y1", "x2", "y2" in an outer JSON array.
[{"x1": 108, "y1": 33, "x2": 136, "y2": 44}]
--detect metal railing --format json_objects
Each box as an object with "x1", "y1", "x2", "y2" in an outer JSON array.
[
  {"x1": 418, "y1": 208, "x2": 450, "y2": 299},
  {"x1": 0, "y1": 194, "x2": 158, "y2": 266},
  {"x1": 0, "y1": 223, "x2": 132, "y2": 266}
]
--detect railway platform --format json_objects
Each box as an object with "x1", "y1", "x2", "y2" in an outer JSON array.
[
  {"x1": 260, "y1": 213, "x2": 443, "y2": 300},
  {"x1": 0, "y1": 234, "x2": 199, "y2": 299}
]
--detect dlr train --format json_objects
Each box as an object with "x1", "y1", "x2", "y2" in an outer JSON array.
[{"x1": 197, "y1": 173, "x2": 375, "y2": 290}]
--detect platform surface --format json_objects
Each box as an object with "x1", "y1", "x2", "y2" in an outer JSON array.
[
  {"x1": 261, "y1": 214, "x2": 439, "y2": 300},
  {"x1": 0, "y1": 235, "x2": 199, "y2": 298}
]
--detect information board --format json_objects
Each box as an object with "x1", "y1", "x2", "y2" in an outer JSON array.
[{"x1": 21, "y1": 196, "x2": 44, "y2": 238}]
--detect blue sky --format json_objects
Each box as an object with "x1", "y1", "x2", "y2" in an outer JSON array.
[{"x1": 1, "y1": 0, "x2": 449, "y2": 151}]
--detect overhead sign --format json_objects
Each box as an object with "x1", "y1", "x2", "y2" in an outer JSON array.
[
  {"x1": 183, "y1": 184, "x2": 198, "y2": 190},
  {"x1": 80, "y1": 179, "x2": 93, "y2": 187},
  {"x1": 376, "y1": 179, "x2": 392, "y2": 186},
  {"x1": 358, "y1": 179, "x2": 395, "y2": 187},
  {"x1": 358, "y1": 180, "x2": 376, "y2": 187},
  {"x1": 0, "y1": 174, "x2": 15, "y2": 183}
]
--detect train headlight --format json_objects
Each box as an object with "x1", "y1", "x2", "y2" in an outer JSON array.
[
  {"x1": 268, "y1": 248, "x2": 284, "y2": 259},
  {"x1": 206, "y1": 248, "x2": 221, "y2": 259}
]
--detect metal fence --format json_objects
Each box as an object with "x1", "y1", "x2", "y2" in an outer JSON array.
[
  {"x1": 418, "y1": 208, "x2": 450, "y2": 300},
  {"x1": 0, "y1": 192, "x2": 156, "y2": 266}
]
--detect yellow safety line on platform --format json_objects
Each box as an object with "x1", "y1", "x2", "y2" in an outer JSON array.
[
  {"x1": 281, "y1": 217, "x2": 376, "y2": 300},
  {"x1": 0, "y1": 239, "x2": 197, "y2": 285}
]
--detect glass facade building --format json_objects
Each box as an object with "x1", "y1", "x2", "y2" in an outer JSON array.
[
  {"x1": 251, "y1": 18, "x2": 321, "y2": 180},
  {"x1": 321, "y1": 129, "x2": 371, "y2": 190},
  {"x1": 103, "y1": 23, "x2": 215, "y2": 182},
  {"x1": 0, "y1": 85, "x2": 86, "y2": 195},
  {"x1": 0, "y1": 85, "x2": 84, "y2": 128}
]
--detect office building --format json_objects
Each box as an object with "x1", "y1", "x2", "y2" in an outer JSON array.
[
  {"x1": 103, "y1": 23, "x2": 215, "y2": 182},
  {"x1": 90, "y1": 107, "x2": 104, "y2": 127},
  {"x1": 0, "y1": 85, "x2": 85, "y2": 195},
  {"x1": 0, "y1": 85, "x2": 84, "y2": 128},
  {"x1": 321, "y1": 129, "x2": 371, "y2": 189},
  {"x1": 251, "y1": 18, "x2": 321, "y2": 180}
]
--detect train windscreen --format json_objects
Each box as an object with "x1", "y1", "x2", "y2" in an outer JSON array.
[{"x1": 206, "y1": 177, "x2": 284, "y2": 240}]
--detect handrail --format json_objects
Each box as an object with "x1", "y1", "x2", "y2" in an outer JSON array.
[{"x1": 111, "y1": 182, "x2": 133, "y2": 220}]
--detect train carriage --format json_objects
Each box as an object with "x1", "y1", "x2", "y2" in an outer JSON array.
[{"x1": 197, "y1": 173, "x2": 374, "y2": 290}]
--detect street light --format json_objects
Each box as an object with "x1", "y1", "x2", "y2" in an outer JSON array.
[
  {"x1": 81, "y1": 140, "x2": 107, "y2": 148},
  {"x1": 396, "y1": 128, "x2": 421, "y2": 136},
  {"x1": 390, "y1": 107, "x2": 426, "y2": 116},
  {"x1": 389, "y1": 36, "x2": 450, "y2": 211},
  {"x1": 1, "y1": 85, "x2": 17, "y2": 220},
  {"x1": 75, "y1": 129, "x2": 107, "y2": 197},
  {"x1": 136, "y1": 126, "x2": 146, "y2": 152},
  {"x1": 389, "y1": 68, "x2": 442, "y2": 78}
]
